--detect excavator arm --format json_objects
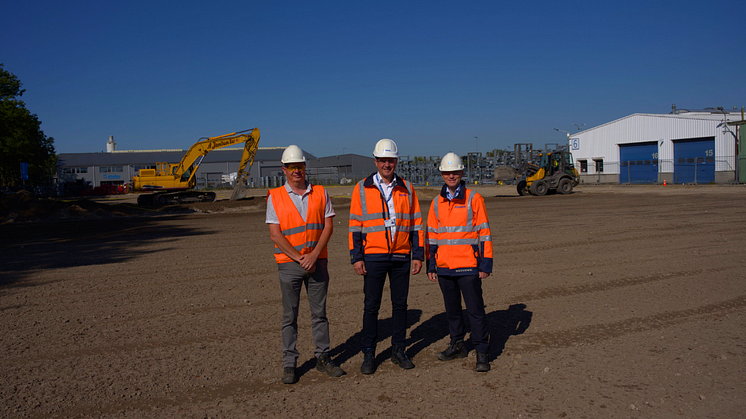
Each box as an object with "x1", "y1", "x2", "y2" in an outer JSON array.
[{"x1": 174, "y1": 128, "x2": 261, "y2": 187}]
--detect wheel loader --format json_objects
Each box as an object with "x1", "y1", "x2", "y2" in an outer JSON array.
[{"x1": 515, "y1": 149, "x2": 579, "y2": 196}]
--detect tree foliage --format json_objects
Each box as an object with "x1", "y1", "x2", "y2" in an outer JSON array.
[{"x1": 0, "y1": 64, "x2": 56, "y2": 186}]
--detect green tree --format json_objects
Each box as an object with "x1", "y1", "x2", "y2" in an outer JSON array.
[{"x1": 0, "y1": 64, "x2": 56, "y2": 186}]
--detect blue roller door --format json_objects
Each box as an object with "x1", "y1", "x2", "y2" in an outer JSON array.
[
  {"x1": 673, "y1": 137, "x2": 715, "y2": 184},
  {"x1": 619, "y1": 142, "x2": 659, "y2": 184}
]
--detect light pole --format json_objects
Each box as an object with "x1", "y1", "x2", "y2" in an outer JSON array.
[
  {"x1": 474, "y1": 137, "x2": 478, "y2": 184},
  {"x1": 554, "y1": 128, "x2": 571, "y2": 149}
]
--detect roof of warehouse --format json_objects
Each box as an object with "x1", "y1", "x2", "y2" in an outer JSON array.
[
  {"x1": 575, "y1": 112, "x2": 741, "y2": 135},
  {"x1": 57, "y1": 147, "x2": 316, "y2": 167}
]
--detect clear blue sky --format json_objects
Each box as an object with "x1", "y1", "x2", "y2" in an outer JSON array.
[{"x1": 4, "y1": 0, "x2": 744, "y2": 158}]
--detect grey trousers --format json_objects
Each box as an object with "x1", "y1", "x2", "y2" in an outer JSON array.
[{"x1": 278, "y1": 258, "x2": 331, "y2": 367}]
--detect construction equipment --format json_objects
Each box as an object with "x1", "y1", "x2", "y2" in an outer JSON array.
[
  {"x1": 516, "y1": 149, "x2": 579, "y2": 196},
  {"x1": 133, "y1": 128, "x2": 260, "y2": 205},
  {"x1": 494, "y1": 144, "x2": 579, "y2": 196}
]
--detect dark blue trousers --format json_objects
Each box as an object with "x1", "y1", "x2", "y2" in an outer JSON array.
[
  {"x1": 362, "y1": 260, "x2": 411, "y2": 349},
  {"x1": 438, "y1": 274, "x2": 489, "y2": 354}
]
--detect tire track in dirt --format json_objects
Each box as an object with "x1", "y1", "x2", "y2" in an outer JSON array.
[
  {"x1": 509, "y1": 295, "x2": 746, "y2": 351},
  {"x1": 507, "y1": 265, "x2": 735, "y2": 302},
  {"x1": 40, "y1": 295, "x2": 746, "y2": 419}
]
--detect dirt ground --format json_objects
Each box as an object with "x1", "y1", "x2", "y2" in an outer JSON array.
[{"x1": 1, "y1": 184, "x2": 745, "y2": 418}]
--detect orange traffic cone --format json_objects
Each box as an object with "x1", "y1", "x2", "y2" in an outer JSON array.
[{"x1": 663, "y1": 180, "x2": 667, "y2": 186}]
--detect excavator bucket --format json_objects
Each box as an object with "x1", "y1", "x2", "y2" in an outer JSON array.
[{"x1": 230, "y1": 181, "x2": 248, "y2": 201}]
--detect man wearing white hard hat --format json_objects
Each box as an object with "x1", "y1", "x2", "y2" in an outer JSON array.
[
  {"x1": 349, "y1": 138, "x2": 424, "y2": 374},
  {"x1": 426, "y1": 152, "x2": 493, "y2": 372},
  {"x1": 266, "y1": 145, "x2": 345, "y2": 384}
]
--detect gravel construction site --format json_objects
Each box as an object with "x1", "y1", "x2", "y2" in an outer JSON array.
[{"x1": 1, "y1": 184, "x2": 745, "y2": 418}]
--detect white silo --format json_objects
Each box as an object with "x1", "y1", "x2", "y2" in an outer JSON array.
[{"x1": 107, "y1": 136, "x2": 116, "y2": 152}]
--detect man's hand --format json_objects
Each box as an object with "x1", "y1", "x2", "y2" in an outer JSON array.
[
  {"x1": 411, "y1": 260, "x2": 422, "y2": 275},
  {"x1": 299, "y1": 253, "x2": 318, "y2": 272},
  {"x1": 353, "y1": 260, "x2": 367, "y2": 276},
  {"x1": 479, "y1": 272, "x2": 490, "y2": 279},
  {"x1": 427, "y1": 272, "x2": 438, "y2": 282}
]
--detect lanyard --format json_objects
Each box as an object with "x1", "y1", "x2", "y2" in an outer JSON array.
[{"x1": 375, "y1": 174, "x2": 395, "y2": 209}]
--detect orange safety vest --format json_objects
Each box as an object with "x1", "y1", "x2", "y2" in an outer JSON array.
[
  {"x1": 268, "y1": 184, "x2": 329, "y2": 264},
  {"x1": 349, "y1": 174, "x2": 424, "y2": 263},
  {"x1": 426, "y1": 185, "x2": 493, "y2": 275}
]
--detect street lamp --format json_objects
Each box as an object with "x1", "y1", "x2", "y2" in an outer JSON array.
[{"x1": 554, "y1": 128, "x2": 571, "y2": 149}]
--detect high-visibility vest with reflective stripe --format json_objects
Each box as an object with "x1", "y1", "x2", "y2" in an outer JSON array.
[
  {"x1": 268, "y1": 185, "x2": 328, "y2": 264},
  {"x1": 427, "y1": 188, "x2": 493, "y2": 274},
  {"x1": 349, "y1": 174, "x2": 424, "y2": 263}
]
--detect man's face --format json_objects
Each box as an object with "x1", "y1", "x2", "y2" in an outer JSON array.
[
  {"x1": 375, "y1": 157, "x2": 397, "y2": 178},
  {"x1": 441, "y1": 170, "x2": 463, "y2": 189},
  {"x1": 283, "y1": 163, "x2": 306, "y2": 182}
]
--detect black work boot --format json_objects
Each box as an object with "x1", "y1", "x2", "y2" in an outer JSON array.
[
  {"x1": 437, "y1": 340, "x2": 467, "y2": 361},
  {"x1": 316, "y1": 353, "x2": 346, "y2": 377},
  {"x1": 391, "y1": 345, "x2": 415, "y2": 369},
  {"x1": 361, "y1": 348, "x2": 376, "y2": 375},
  {"x1": 281, "y1": 367, "x2": 297, "y2": 384},
  {"x1": 476, "y1": 352, "x2": 490, "y2": 372}
]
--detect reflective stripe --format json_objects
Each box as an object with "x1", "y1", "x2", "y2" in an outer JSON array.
[
  {"x1": 480, "y1": 235, "x2": 492, "y2": 242},
  {"x1": 275, "y1": 244, "x2": 305, "y2": 253},
  {"x1": 349, "y1": 225, "x2": 363, "y2": 233},
  {"x1": 350, "y1": 212, "x2": 386, "y2": 222},
  {"x1": 466, "y1": 190, "x2": 474, "y2": 227},
  {"x1": 282, "y1": 225, "x2": 306, "y2": 235},
  {"x1": 428, "y1": 238, "x2": 438, "y2": 245},
  {"x1": 474, "y1": 222, "x2": 490, "y2": 231},
  {"x1": 274, "y1": 241, "x2": 320, "y2": 253},
  {"x1": 437, "y1": 238, "x2": 479, "y2": 246},
  {"x1": 362, "y1": 225, "x2": 387, "y2": 233},
  {"x1": 397, "y1": 225, "x2": 413, "y2": 233},
  {"x1": 436, "y1": 225, "x2": 472, "y2": 233},
  {"x1": 282, "y1": 223, "x2": 323, "y2": 236}
]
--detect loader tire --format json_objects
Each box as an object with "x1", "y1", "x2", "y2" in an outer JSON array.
[
  {"x1": 558, "y1": 178, "x2": 573, "y2": 194},
  {"x1": 530, "y1": 180, "x2": 548, "y2": 196},
  {"x1": 517, "y1": 180, "x2": 528, "y2": 196}
]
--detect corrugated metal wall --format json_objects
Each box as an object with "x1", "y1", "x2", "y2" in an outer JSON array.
[{"x1": 571, "y1": 113, "x2": 738, "y2": 177}]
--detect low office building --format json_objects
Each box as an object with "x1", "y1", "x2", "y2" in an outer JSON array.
[{"x1": 57, "y1": 144, "x2": 375, "y2": 192}]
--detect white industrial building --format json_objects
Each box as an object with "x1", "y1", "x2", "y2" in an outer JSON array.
[{"x1": 568, "y1": 108, "x2": 744, "y2": 184}]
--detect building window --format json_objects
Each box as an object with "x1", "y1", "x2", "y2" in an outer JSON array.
[
  {"x1": 594, "y1": 159, "x2": 603, "y2": 173},
  {"x1": 99, "y1": 166, "x2": 124, "y2": 173},
  {"x1": 579, "y1": 160, "x2": 588, "y2": 173}
]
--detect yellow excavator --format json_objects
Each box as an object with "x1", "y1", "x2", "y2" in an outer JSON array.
[{"x1": 133, "y1": 128, "x2": 260, "y2": 205}]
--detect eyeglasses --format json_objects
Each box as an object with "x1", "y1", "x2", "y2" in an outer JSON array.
[{"x1": 284, "y1": 164, "x2": 305, "y2": 172}]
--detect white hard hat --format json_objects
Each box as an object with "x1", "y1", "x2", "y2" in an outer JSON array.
[
  {"x1": 373, "y1": 139, "x2": 399, "y2": 158},
  {"x1": 439, "y1": 152, "x2": 464, "y2": 171},
  {"x1": 281, "y1": 145, "x2": 306, "y2": 164}
]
